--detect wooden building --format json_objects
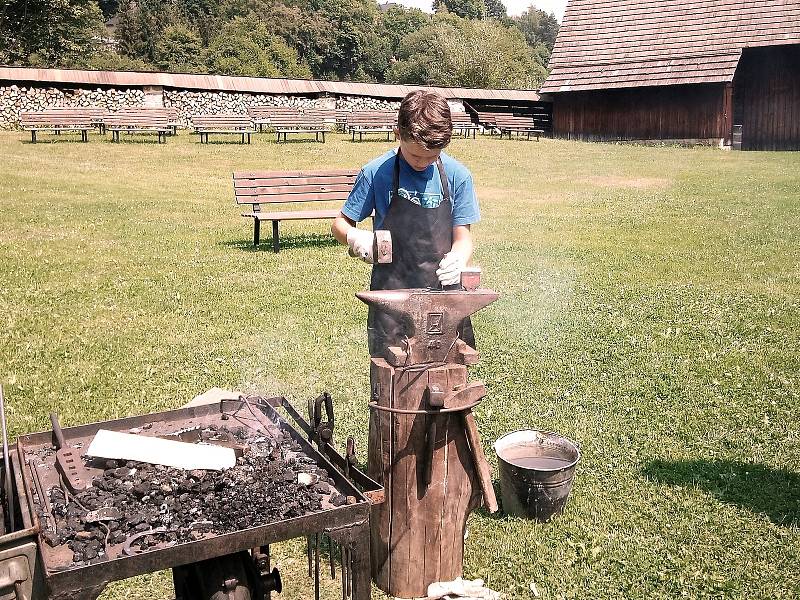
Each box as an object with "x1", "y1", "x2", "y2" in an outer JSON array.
[{"x1": 540, "y1": 0, "x2": 800, "y2": 150}]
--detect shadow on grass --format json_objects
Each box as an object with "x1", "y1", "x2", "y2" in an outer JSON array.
[
  {"x1": 642, "y1": 459, "x2": 799, "y2": 526},
  {"x1": 220, "y1": 233, "x2": 339, "y2": 253}
]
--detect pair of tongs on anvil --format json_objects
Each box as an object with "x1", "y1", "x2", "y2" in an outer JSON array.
[
  {"x1": 422, "y1": 376, "x2": 498, "y2": 513},
  {"x1": 50, "y1": 412, "x2": 92, "y2": 493}
]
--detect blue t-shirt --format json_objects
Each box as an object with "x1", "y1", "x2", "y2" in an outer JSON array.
[{"x1": 341, "y1": 149, "x2": 480, "y2": 229}]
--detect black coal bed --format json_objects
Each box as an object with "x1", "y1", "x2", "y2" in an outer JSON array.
[{"x1": 12, "y1": 396, "x2": 381, "y2": 600}]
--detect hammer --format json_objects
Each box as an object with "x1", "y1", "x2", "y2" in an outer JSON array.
[{"x1": 348, "y1": 230, "x2": 392, "y2": 264}]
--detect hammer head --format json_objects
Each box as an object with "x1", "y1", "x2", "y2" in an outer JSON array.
[
  {"x1": 348, "y1": 230, "x2": 392, "y2": 264},
  {"x1": 356, "y1": 286, "x2": 498, "y2": 365}
]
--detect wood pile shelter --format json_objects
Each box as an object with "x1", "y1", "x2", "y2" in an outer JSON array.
[{"x1": 540, "y1": 0, "x2": 800, "y2": 150}]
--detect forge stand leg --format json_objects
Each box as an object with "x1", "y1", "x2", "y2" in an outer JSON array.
[{"x1": 349, "y1": 520, "x2": 371, "y2": 600}]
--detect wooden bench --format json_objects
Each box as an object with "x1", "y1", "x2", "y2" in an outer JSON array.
[
  {"x1": 192, "y1": 114, "x2": 256, "y2": 144},
  {"x1": 106, "y1": 109, "x2": 173, "y2": 143},
  {"x1": 475, "y1": 111, "x2": 508, "y2": 135},
  {"x1": 19, "y1": 110, "x2": 94, "y2": 143},
  {"x1": 347, "y1": 111, "x2": 397, "y2": 141},
  {"x1": 494, "y1": 115, "x2": 544, "y2": 141},
  {"x1": 247, "y1": 106, "x2": 300, "y2": 132},
  {"x1": 233, "y1": 169, "x2": 358, "y2": 251},
  {"x1": 302, "y1": 109, "x2": 336, "y2": 129},
  {"x1": 335, "y1": 109, "x2": 352, "y2": 132},
  {"x1": 271, "y1": 115, "x2": 327, "y2": 143},
  {"x1": 451, "y1": 112, "x2": 479, "y2": 139}
]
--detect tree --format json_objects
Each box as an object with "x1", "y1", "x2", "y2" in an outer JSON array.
[
  {"x1": 153, "y1": 25, "x2": 204, "y2": 73},
  {"x1": 115, "y1": 0, "x2": 174, "y2": 63},
  {"x1": 381, "y1": 5, "x2": 430, "y2": 61},
  {"x1": 432, "y1": 0, "x2": 485, "y2": 20},
  {"x1": 0, "y1": 0, "x2": 105, "y2": 66},
  {"x1": 483, "y1": 0, "x2": 507, "y2": 20},
  {"x1": 512, "y1": 6, "x2": 559, "y2": 52},
  {"x1": 205, "y1": 17, "x2": 311, "y2": 78},
  {"x1": 387, "y1": 16, "x2": 547, "y2": 89}
]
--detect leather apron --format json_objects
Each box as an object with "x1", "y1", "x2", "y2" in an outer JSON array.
[{"x1": 367, "y1": 151, "x2": 474, "y2": 355}]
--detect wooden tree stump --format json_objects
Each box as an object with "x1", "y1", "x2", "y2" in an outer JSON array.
[{"x1": 367, "y1": 358, "x2": 482, "y2": 599}]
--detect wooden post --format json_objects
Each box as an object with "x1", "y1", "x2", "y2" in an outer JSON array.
[
  {"x1": 723, "y1": 83, "x2": 734, "y2": 147},
  {"x1": 368, "y1": 359, "x2": 482, "y2": 599}
]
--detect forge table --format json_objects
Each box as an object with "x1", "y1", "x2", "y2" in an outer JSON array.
[{"x1": 13, "y1": 397, "x2": 381, "y2": 600}]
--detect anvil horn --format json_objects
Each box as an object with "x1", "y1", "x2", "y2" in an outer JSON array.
[{"x1": 356, "y1": 288, "x2": 499, "y2": 319}]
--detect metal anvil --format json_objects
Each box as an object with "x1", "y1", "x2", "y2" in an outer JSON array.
[{"x1": 356, "y1": 287, "x2": 499, "y2": 366}]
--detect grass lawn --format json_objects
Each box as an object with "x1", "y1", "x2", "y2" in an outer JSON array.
[{"x1": 0, "y1": 129, "x2": 798, "y2": 599}]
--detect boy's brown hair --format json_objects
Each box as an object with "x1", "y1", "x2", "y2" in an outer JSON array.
[{"x1": 397, "y1": 90, "x2": 452, "y2": 150}]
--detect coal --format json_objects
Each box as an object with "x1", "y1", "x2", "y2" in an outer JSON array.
[{"x1": 36, "y1": 425, "x2": 334, "y2": 567}]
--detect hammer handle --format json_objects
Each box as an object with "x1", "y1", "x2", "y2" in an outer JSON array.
[{"x1": 462, "y1": 410, "x2": 498, "y2": 513}]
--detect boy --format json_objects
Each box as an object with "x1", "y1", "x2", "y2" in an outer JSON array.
[{"x1": 331, "y1": 90, "x2": 480, "y2": 354}]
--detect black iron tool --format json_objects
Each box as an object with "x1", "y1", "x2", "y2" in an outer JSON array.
[{"x1": 50, "y1": 412, "x2": 91, "y2": 493}]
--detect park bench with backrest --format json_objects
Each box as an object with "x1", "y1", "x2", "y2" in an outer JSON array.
[
  {"x1": 247, "y1": 106, "x2": 300, "y2": 132},
  {"x1": 347, "y1": 111, "x2": 398, "y2": 141},
  {"x1": 475, "y1": 111, "x2": 509, "y2": 134},
  {"x1": 271, "y1": 114, "x2": 327, "y2": 143},
  {"x1": 192, "y1": 114, "x2": 256, "y2": 144},
  {"x1": 451, "y1": 112, "x2": 479, "y2": 138},
  {"x1": 302, "y1": 109, "x2": 336, "y2": 130},
  {"x1": 233, "y1": 169, "x2": 358, "y2": 251},
  {"x1": 494, "y1": 115, "x2": 544, "y2": 141},
  {"x1": 105, "y1": 109, "x2": 173, "y2": 143},
  {"x1": 19, "y1": 110, "x2": 94, "y2": 143},
  {"x1": 334, "y1": 109, "x2": 352, "y2": 132}
]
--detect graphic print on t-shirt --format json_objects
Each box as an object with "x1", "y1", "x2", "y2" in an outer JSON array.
[{"x1": 393, "y1": 188, "x2": 444, "y2": 209}]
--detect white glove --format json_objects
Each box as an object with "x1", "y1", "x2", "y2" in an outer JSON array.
[
  {"x1": 436, "y1": 251, "x2": 467, "y2": 286},
  {"x1": 427, "y1": 577, "x2": 501, "y2": 600},
  {"x1": 346, "y1": 228, "x2": 374, "y2": 263}
]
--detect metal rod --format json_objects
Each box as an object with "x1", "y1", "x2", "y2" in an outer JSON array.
[
  {"x1": 329, "y1": 534, "x2": 335, "y2": 579},
  {"x1": 307, "y1": 536, "x2": 313, "y2": 577},
  {"x1": 27, "y1": 458, "x2": 54, "y2": 530},
  {"x1": 0, "y1": 385, "x2": 15, "y2": 532},
  {"x1": 314, "y1": 533, "x2": 320, "y2": 600},
  {"x1": 345, "y1": 546, "x2": 352, "y2": 599},
  {"x1": 341, "y1": 545, "x2": 347, "y2": 600}
]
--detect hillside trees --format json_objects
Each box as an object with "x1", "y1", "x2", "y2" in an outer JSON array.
[
  {"x1": 387, "y1": 16, "x2": 547, "y2": 89},
  {"x1": 0, "y1": 0, "x2": 105, "y2": 66},
  {"x1": 0, "y1": 0, "x2": 559, "y2": 89},
  {"x1": 432, "y1": 0, "x2": 485, "y2": 20}
]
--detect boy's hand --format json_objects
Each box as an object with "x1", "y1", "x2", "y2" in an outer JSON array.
[
  {"x1": 347, "y1": 228, "x2": 375, "y2": 263},
  {"x1": 436, "y1": 251, "x2": 467, "y2": 286}
]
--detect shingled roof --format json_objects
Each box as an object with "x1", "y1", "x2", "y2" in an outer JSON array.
[{"x1": 541, "y1": 0, "x2": 800, "y2": 93}]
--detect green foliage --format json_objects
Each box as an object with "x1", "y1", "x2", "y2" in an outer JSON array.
[
  {"x1": 115, "y1": 0, "x2": 174, "y2": 63},
  {"x1": 0, "y1": 0, "x2": 551, "y2": 87},
  {"x1": 0, "y1": 0, "x2": 105, "y2": 67},
  {"x1": 82, "y1": 49, "x2": 155, "y2": 72},
  {"x1": 205, "y1": 17, "x2": 311, "y2": 78},
  {"x1": 483, "y1": 0, "x2": 507, "y2": 20},
  {"x1": 381, "y1": 5, "x2": 430, "y2": 61},
  {"x1": 512, "y1": 6, "x2": 560, "y2": 52},
  {"x1": 154, "y1": 25, "x2": 205, "y2": 73},
  {"x1": 387, "y1": 16, "x2": 547, "y2": 89},
  {"x1": 433, "y1": 0, "x2": 485, "y2": 20}
]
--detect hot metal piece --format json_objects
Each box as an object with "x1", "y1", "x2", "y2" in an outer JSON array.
[{"x1": 356, "y1": 288, "x2": 499, "y2": 366}]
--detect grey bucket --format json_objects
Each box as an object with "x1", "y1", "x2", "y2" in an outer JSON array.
[{"x1": 493, "y1": 430, "x2": 580, "y2": 521}]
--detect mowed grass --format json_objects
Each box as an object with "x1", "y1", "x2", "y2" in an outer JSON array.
[{"x1": 0, "y1": 129, "x2": 798, "y2": 599}]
